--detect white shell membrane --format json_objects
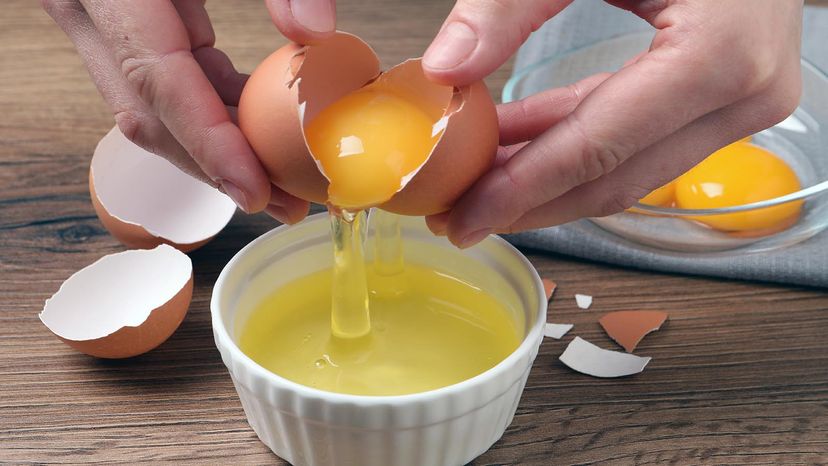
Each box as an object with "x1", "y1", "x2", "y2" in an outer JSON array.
[
  {"x1": 39, "y1": 245, "x2": 192, "y2": 341},
  {"x1": 91, "y1": 126, "x2": 236, "y2": 244}
]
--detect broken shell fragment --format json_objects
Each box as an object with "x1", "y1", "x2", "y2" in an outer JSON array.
[
  {"x1": 542, "y1": 279, "x2": 557, "y2": 302},
  {"x1": 575, "y1": 294, "x2": 592, "y2": 309},
  {"x1": 559, "y1": 337, "x2": 651, "y2": 378},
  {"x1": 543, "y1": 323, "x2": 573, "y2": 340},
  {"x1": 599, "y1": 310, "x2": 668, "y2": 353}
]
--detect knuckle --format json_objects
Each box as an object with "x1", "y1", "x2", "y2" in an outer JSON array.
[
  {"x1": 498, "y1": 164, "x2": 533, "y2": 215},
  {"x1": 758, "y1": 78, "x2": 802, "y2": 127},
  {"x1": 566, "y1": 118, "x2": 625, "y2": 183},
  {"x1": 119, "y1": 48, "x2": 191, "y2": 107},
  {"x1": 729, "y1": 53, "x2": 778, "y2": 97}
]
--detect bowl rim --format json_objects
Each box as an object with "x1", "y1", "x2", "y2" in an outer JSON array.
[
  {"x1": 210, "y1": 212, "x2": 547, "y2": 406},
  {"x1": 502, "y1": 30, "x2": 828, "y2": 217}
]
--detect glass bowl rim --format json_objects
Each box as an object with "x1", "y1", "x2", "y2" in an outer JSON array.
[{"x1": 502, "y1": 31, "x2": 828, "y2": 217}]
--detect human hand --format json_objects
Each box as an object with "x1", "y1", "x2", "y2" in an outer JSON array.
[
  {"x1": 422, "y1": 0, "x2": 803, "y2": 248},
  {"x1": 43, "y1": 0, "x2": 310, "y2": 223}
]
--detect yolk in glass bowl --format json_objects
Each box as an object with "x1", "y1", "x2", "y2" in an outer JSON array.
[
  {"x1": 639, "y1": 180, "x2": 676, "y2": 207},
  {"x1": 674, "y1": 142, "x2": 803, "y2": 233}
]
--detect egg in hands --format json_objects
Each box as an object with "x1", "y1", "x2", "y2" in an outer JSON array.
[{"x1": 239, "y1": 32, "x2": 498, "y2": 215}]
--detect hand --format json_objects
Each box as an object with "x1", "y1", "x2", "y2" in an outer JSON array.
[
  {"x1": 421, "y1": 0, "x2": 803, "y2": 248},
  {"x1": 43, "y1": 0, "x2": 310, "y2": 224}
]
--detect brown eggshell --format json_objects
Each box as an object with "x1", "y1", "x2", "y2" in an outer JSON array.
[
  {"x1": 542, "y1": 278, "x2": 558, "y2": 302},
  {"x1": 239, "y1": 32, "x2": 381, "y2": 203},
  {"x1": 90, "y1": 127, "x2": 237, "y2": 252},
  {"x1": 39, "y1": 245, "x2": 193, "y2": 359},
  {"x1": 239, "y1": 33, "x2": 498, "y2": 216},
  {"x1": 377, "y1": 60, "x2": 499, "y2": 216},
  {"x1": 599, "y1": 310, "x2": 669, "y2": 353}
]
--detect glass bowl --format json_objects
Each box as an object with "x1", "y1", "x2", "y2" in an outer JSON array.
[{"x1": 504, "y1": 31, "x2": 828, "y2": 253}]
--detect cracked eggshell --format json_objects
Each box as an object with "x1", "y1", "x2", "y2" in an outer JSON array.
[
  {"x1": 39, "y1": 244, "x2": 193, "y2": 359},
  {"x1": 90, "y1": 126, "x2": 237, "y2": 253},
  {"x1": 239, "y1": 33, "x2": 380, "y2": 204},
  {"x1": 375, "y1": 59, "x2": 498, "y2": 216},
  {"x1": 238, "y1": 32, "x2": 498, "y2": 216}
]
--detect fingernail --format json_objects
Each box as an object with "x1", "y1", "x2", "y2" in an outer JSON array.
[
  {"x1": 291, "y1": 0, "x2": 335, "y2": 33},
  {"x1": 265, "y1": 204, "x2": 291, "y2": 224},
  {"x1": 219, "y1": 180, "x2": 250, "y2": 213},
  {"x1": 457, "y1": 228, "x2": 492, "y2": 249},
  {"x1": 424, "y1": 22, "x2": 477, "y2": 70}
]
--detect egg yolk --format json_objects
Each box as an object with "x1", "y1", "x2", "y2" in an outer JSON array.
[
  {"x1": 304, "y1": 87, "x2": 443, "y2": 209},
  {"x1": 675, "y1": 142, "x2": 802, "y2": 232},
  {"x1": 639, "y1": 180, "x2": 677, "y2": 207}
]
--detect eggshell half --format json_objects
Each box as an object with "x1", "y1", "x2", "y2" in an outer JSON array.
[
  {"x1": 39, "y1": 244, "x2": 193, "y2": 359},
  {"x1": 239, "y1": 32, "x2": 381, "y2": 204},
  {"x1": 90, "y1": 126, "x2": 237, "y2": 252},
  {"x1": 374, "y1": 60, "x2": 498, "y2": 216}
]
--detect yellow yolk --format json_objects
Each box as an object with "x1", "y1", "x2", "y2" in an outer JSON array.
[
  {"x1": 238, "y1": 264, "x2": 521, "y2": 396},
  {"x1": 304, "y1": 88, "x2": 443, "y2": 209},
  {"x1": 639, "y1": 181, "x2": 677, "y2": 207},
  {"x1": 675, "y1": 142, "x2": 802, "y2": 232}
]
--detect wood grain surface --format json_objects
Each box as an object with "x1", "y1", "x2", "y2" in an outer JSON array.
[{"x1": 2, "y1": 1, "x2": 827, "y2": 464}]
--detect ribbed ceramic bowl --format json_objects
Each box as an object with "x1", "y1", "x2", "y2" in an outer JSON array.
[
  {"x1": 211, "y1": 213, "x2": 546, "y2": 466},
  {"x1": 504, "y1": 31, "x2": 828, "y2": 254}
]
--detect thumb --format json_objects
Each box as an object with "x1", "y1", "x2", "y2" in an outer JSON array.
[
  {"x1": 423, "y1": 0, "x2": 571, "y2": 86},
  {"x1": 265, "y1": 0, "x2": 336, "y2": 44}
]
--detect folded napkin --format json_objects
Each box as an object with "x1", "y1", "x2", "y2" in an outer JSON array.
[{"x1": 505, "y1": 1, "x2": 828, "y2": 288}]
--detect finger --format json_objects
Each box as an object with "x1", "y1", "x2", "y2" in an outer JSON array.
[
  {"x1": 502, "y1": 82, "x2": 801, "y2": 232},
  {"x1": 444, "y1": 36, "x2": 763, "y2": 247},
  {"x1": 171, "y1": 0, "x2": 215, "y2": 49},
  {"x1": 80, "y1": 0, "x2": 271, "y2": 213},
  {"x1": 265, "y1": 0, "x2": 336, "y2": 44},
  {"x1": 425, "y1": 144, "x2": 525, "y2": 236},
  {"x1": 171, "y1": 1, "x2": 248, "y2": 106},
  {"x1": 498, "y1": 72, "x2": 610, "y2": 146},
  {"x1": 623, "y1": 50, "x2": 647, "y2": 68},
  {"x1": 42, "y1": 0, "x2": 209, "y2": 183},
  {"x1": 425, "y1": 211, "x2": 450, "y2": 236},
  {"x1": 265, "y1": 184, "x2": 311, "y2": 224},
  {"x1": 194, "y1": 47, "x2": 249, "y2": 106},
  {"x1": 423, "y1": 0, "x2": 571, "y2": 86}
]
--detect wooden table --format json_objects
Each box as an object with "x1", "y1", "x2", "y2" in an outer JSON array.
[{"x1": 2, "y1": 1, "x2": 826, "y2": 464}]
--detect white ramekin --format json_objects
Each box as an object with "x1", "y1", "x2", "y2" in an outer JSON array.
[{"x1": 211, "y1": 213, "x2": 546, "y2": 466}]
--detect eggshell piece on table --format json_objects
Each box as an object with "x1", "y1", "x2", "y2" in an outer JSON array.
[
  {"x1": 238, "y1": 32, "x2": 498, "y2": 216},
  {"x1": 559, "y1": 337, "x2": 651, "y2": 378},
  {"x1": 90, "y1": 126, "x2": 237, "y2": 252},
  {"x1": 39, "y1": 244, "x2": 193, "y2": 359},
  {"x1": 543, "y1": 323, "x2": 573, "y2": 340},
  {"x1": 542, "y1": 279, "x2": 557, "y2": 302},
  {"x1": 599, "y1": 310, "x2": 668, "y2": 353},
  {"x1": 575, "y1": 294, "x2": 592, "y2": 309}
]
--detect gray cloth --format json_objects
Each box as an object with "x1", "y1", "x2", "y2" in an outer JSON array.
[{"x1": 505, "y1": 1, "x2": 828, "y2": 288}]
